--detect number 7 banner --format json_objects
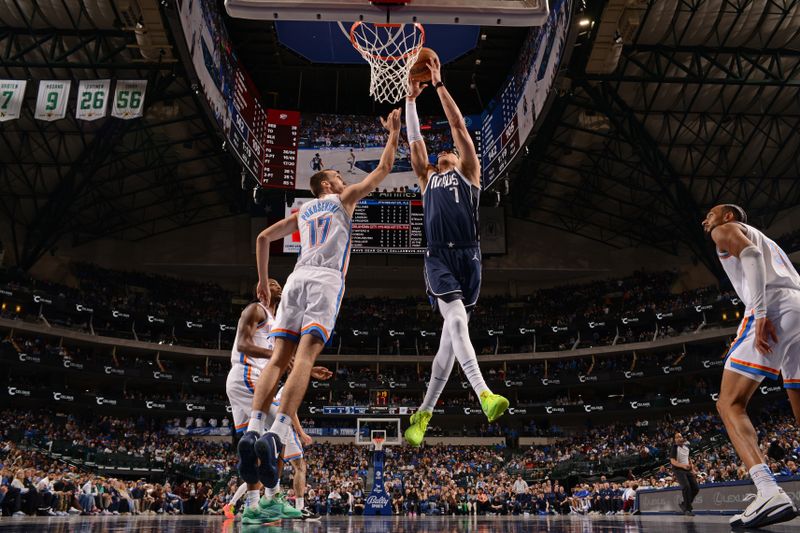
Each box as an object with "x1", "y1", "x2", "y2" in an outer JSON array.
[
  {"x1": 34, "y1": 80, "x2": 71, "y2": 121},
  {"x1": 0, "y1": 80, "x2": 26, "y2": 122},
  {"x1": 112, "y1": 80, "x2": 147, "y2": 119},
  {"x1": 75, "y1": 80, "x2": 111, "y2": 121}
]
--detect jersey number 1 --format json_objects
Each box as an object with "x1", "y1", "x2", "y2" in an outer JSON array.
[{"x1": 309, "y1": 216, "x2": 332, "y2": 247}]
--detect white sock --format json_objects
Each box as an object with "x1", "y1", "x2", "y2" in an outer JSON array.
[
  {"x1": 244, "y1": 490, "x2": 260, "y2": 509},
  {"x1": 438, "y1": 299, "x2": 490, "y2": 397},
  {"x1": 230, "y1": 482, "x2": 248, "y2": 506},
  {"x1": 264, "y1": 485, "x2": 276, "y2": 500},
  {"x1": 419, "y1": 327, "x2": 455, "y2": 412},
  {"x1": 749, "y1": 463, "x2": 780, "y2": 498},
  {"x1": 296, "y1": 497, "x2": 304, "y2": 511},
  {"x1": 268, "y1": 413, "x2": 293, "y2": 444},
  {"x1": 246, "y1": 411, "x2": 267, "y2": 435}
]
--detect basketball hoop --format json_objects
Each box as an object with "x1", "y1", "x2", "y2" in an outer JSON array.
[
  {"x1": 340, "y1": 20, "x2": 425, "y2": 103},
  {"x1": 371, "y1": 436, "x2": 386, "y2": 451}
]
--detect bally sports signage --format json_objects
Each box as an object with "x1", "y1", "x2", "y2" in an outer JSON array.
[{"x1": 364, "y1": 449, "x2": 391, "y2": 516}]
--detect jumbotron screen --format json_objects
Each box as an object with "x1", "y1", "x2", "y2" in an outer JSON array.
[{"x1": 283, "y1": 194, "x2": 426, "y2": 254}]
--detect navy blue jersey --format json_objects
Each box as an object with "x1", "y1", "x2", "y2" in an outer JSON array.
[{"x1": 423, "y1": 168, "x2": 480, "y2": 247}]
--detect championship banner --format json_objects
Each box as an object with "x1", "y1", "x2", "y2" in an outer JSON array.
[
  {"x1": 34, "y1": 80, "x2": 71, "y2": 121},
  {"x1": 75, "y1": 79, "x2": 110, "y2": 121},
  {"x1": 111, "y1": 80, "x2": 147, "y2": 119},
  {"x1": 0, "y1": 80, "x2": 26, "y2": 122}
]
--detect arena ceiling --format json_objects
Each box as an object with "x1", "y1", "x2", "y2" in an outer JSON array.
[
  {"x1": 510, "y1": 0, "x2": 800, "y2": 273},
  {"x1": 1, "y1": 0, "x2": 799, "y2": 276}
]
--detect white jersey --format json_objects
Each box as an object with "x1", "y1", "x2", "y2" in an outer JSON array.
[
  {"x1": 295, "y1": 194, "x2": 352, "y2": 275},
  {"x1": 230, "y1": 302, "x2": 274, "y2": 371},
  {"x1": 719, "y1": 223, "x2": 800, "y2": 312}
]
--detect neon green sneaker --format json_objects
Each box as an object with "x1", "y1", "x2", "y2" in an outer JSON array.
[
  {"x1": 241, "y1": 503, "x2": 281, "y2": 525},
  {"x1": 258, "y1": 493, "x2": 302, "y2": 519},
  {"x1": 404, "y1": 409, "x2": 432, "y2": 447},
  {"x1": 480, "y1": 392, "x2": 509, "y2": 422}
]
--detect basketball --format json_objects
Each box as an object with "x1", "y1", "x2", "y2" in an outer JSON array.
[{"x1": 409, "y1": 47, "x2": 438, "y2": 83}]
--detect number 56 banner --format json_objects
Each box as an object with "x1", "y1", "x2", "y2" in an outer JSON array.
[
  {"x1": 112, "y1": 80, "x2": 147, "y2": 119},
  {"x1": 35, "y1": 80, "x2": 71, "y2": 121},
  {"x1": 76, "y1": 80, "x2": 111, "y2": 121}
]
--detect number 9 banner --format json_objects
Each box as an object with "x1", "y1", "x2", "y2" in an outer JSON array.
[
  {"x1": 76, "y1": 80, "x2": 111, "y2": 121},
  {"x1": 112, "y1": 80, "x2": 147, "y2": 119},
  {"x1": 34, "y1": 80, "x2": 71, "y2": 121}
]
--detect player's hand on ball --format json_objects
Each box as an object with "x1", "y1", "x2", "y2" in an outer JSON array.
[
  {"x1": 380, "y1": 108, "x2": 401, "y2": 133},
  {"x1": 754, "y1": 317, "x2": 778, "y2": 355},
  {"x1": 311, "y1": 366, "x2": 333, "y2": 380},
  {"x1": 427, "y1": 56, "x2": 442, "y2": 85},
  {"x1": 407, "y1": 80, "x2": 427, "y2": 100},
  {"x1": 256, "y1": 281, "x2": 271, "y2": 307}
]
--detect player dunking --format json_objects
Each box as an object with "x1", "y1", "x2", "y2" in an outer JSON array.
[
  {"x1": 225, "y1": 280, "x2": 331, "y2": 523},
  {"x1": 703, "y1": 204, "x2": 800, "y2": 528},
  {"x1": 237, "y1": 109, "x2": 401, "y2": 504},
  {"x1": 403, "y1": 57, "x2": 508, "y2": 447}
]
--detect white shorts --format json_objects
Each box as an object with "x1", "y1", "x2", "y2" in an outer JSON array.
[
  {"x1": 269, "y1": 266, "x2": 344, "y2": 345},
  {"x1": 724, "y1": 290, "x2": 800, "y2": 388},
  {"x1": 225, "y1": 365, "x2": 304, "y2": 461}
]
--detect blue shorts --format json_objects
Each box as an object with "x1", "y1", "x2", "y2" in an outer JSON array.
[{"x1": 423, "y1": 246, "x2": 482, "y2": 311}]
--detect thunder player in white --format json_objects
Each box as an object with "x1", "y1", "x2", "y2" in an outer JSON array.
[
  {"x1": 226, "y1": 280, "x2": 331, "y2": 522},
  {"x1": 704, "y1": 204, "x2": 800, "y2": 528},
  {"x1": 237, "y1": 109, "x2": 401, "y2": 495}
]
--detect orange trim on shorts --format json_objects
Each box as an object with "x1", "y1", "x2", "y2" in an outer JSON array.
[
  {"x1": 728, "y1": 358, "x2": 780, "y2": 376},
  {"x1": 784, "y1": 378, "x2": 800, "y2": 383},
  {"x1": 235, "y1": 422, "x2": 249, "y2": 429},
  {"x1": 271, "y1": 328, "x2": 300, "y2": 336},
  {"x1": 301, "y1": 323, "x2": 329, "y2": 337}
]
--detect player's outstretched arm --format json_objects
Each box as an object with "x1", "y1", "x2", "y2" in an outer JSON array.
[
  {"x1": 234, "y1": 304, "x2": 273, "y2": 359},
  {"x1": 711, "y1": 223, "x2": 776, "y2": 353},
  {"x1": 255, "y1": 213, "x2": 299, "y2": 304},
  {"x1": 340, "y1": 109, "x2": 401, "y2": 212},
  {"x1": 406, "y1": 81, "x2": 434, "y2": 190},
  {"x1": 428, "y1": 57, "x2": 481, "y2": 187}
]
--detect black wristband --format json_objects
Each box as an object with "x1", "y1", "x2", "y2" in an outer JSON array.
[{"x1": 434, "y1": 81, "x2": 445, "y2": 89}]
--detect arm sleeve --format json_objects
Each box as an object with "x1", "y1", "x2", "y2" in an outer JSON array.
[
  {"x1": 670, "y1": 445, "x2": 677, "y2": 460},
  {"x1": 740, "y1": 244, "x2": 767, "y2": 318},
  {"x1": 405, "y1": 100, "x2": 423, "y2": 144}
]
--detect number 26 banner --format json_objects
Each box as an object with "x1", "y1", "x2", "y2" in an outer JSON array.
[
  {"x1": 34, "y1": 80, "x2": 71, "y2": 121},
  {"x1": 112, "y1": 80, "x2": 147, "y2": 119},
  {"x1": 75, "y1": 80, "x2": 111, "y2": 121}
]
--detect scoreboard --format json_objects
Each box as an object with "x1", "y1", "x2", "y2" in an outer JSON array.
[
  {"x1": 284, "y1": 195, "x2": 426, "y2": 254},
  {"x1": 261, "y1": 109, "x2": 300, "y2": 188}
]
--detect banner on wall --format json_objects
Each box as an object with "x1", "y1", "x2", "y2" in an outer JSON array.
[
  {"x1": 34, "y1": 80, "x2": 71, "y2": 121},
  {"x1": 75, "y1": 80, "x2": 111, "y2": 121},
  {"x1": 111, "y1": 80, "x2": 147, "y2": 119},
  {"x1": 0, "y1": 80, "x2": 26, "y2": 121}
]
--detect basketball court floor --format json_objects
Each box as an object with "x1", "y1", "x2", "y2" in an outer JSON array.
[{"x1": 1, "y1": 515, "x2": 799, "y2": 533}]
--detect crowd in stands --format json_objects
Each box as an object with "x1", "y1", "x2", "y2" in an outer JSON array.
[
  {"x1": 1, "y1": 264, "x2": 743, "y2": 353},
  {"x1": 2, "y1": 404, "x2": 798, "y2": 517}
]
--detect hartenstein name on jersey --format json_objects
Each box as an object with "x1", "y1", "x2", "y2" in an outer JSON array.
[
  {"x1": 301, "y1": 200, "x2": 340, "y2": 221},
  {"x1": 427, "y1": 172, "x2": 460, "y2": 191}
]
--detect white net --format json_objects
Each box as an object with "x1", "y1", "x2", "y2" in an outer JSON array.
[{"x1": 341, "y1": 21, "x2": 425, "y2": 104}]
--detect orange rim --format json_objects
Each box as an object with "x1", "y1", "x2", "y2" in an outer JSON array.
[{"x1": 350, "y1": 21, "x2": 425, "y2": 62}]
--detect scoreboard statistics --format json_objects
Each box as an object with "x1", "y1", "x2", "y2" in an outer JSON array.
[
  {"x1": 261, "y1": 109, "x2": 300, "y2": 189},
  {"x1": 284, "y1": 195, "x2": 426, "y2": 254}
]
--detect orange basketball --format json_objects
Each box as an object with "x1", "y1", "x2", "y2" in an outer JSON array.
[{"x1": 409, "y1": 48, "x2": 438, "y2": 83}]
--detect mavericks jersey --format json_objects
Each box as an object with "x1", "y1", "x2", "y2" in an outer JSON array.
[
  {"x1": 719, "y1": 223, "x2": 800, "y2": 312},
  {"x1": 231, "y1": 303, "x2": 274, "y2": 371},
  {"x1": 295, "y1": 194, "x2": 352, "y2": 274},
  {"x1": 423, "y1": 168, "x2": 480, "y2": 247}
]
